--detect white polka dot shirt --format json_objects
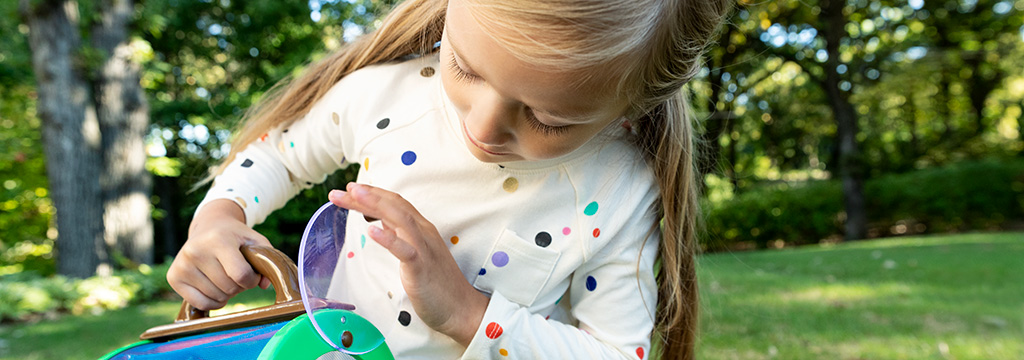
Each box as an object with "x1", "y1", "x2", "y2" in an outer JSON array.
[{"x1": 198, "y1": 54, "x2": 661, "y2": 359}]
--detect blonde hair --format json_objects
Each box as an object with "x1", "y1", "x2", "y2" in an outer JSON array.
[{"x1": 214, "y1": 0, "x2": 729, "y2": 358}]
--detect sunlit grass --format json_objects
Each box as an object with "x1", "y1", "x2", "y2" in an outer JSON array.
[{"x1": 697, "y1": 232, "x2": 1024, "y2": 360}]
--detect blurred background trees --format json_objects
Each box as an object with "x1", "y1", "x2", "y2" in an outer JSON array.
[{"x1": 1, "y1": 0, "x2": 1022, "y2": 279}]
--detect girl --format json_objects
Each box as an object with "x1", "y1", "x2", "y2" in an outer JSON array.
[{"x1": 167, "y1": 0, "x2": 729, "y2": 358}]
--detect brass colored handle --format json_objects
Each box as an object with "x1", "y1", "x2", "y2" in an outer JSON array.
[{"x1": 175, "y1": 244, "x2": 301, "y2": 322}]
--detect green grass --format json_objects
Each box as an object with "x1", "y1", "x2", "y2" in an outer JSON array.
[
  {"x1": 0, "y1": 232, "x2": 1020, "y2": 359},
  {"x1": 697, "y1": 232, "x2": 1024, "y2": 360}
]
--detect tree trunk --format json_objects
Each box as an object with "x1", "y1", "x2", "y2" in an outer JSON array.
[
  {"x1": 92, "y1": 0, "x2": 153, "y2": 266},
  {"x1": 21, "y1": 0, "x2": 108, "y2": 278},
  {"x1": 821, "y1": 0, "x2": 867, "y2": 240}
]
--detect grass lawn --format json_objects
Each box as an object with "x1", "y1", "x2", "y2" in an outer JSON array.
[
  {"x1": 697, "y1": 232, "x2": 1024, "y2": 360},
  {"x1": 0, "y1": 232, "x2": 1020, "y2": 359}
]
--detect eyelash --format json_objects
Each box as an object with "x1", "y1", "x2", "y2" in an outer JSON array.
[
  {"x1": 446, "y1": 54, "x2": 481, "y2": 83},
  {"x1": 446, "y1": 52, "x2": 571, "y2": 136}
]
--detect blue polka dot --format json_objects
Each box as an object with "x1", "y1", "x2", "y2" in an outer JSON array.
[
  {"x1": 586, "y1": 276, "x2": 597, "y2": 291},
  {"x1": 478, "y1": 268, "x2": 487, "y2": 276},
  {"x1": 491, "y1": 251, "x2": 509, "y2": 267},
  {"x1": 401, "y1": 151, "x2": 417, "y2": 165}
]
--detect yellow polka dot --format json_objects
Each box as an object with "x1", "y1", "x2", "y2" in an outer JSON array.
[
  {"x1": 420, "y1": 67, "x2": 435, "y2": 77},
  {"x1": 450, "y1": 236, "x2": 459, "y2": 245},
  {"x1": 278, "y1": 141, "x2": 285, "y2": 153},
  {"x1": 234, "y1": 197, "x2": 247, "y2": 209},
  {"x1": 364, "y1": 158, "x2": 370, "y2": 171},
  {"x1": 332, "y1": 112, "x2": 340, "y2": 125},
  {"x1": 502, "y1": 177, "x2": 518, "y2": 193},
  {"x1": 387, "y1": 291, "x2": 393, "y2": 299},
  {"x1": 499, "y1": 349, "x2": 508, "y2": 356}
]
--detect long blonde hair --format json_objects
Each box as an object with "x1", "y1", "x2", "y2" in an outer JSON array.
[{"x1": 215, "y1": 0, "x2": 729, "y2": 358}]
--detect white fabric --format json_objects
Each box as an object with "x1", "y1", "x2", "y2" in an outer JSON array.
[{"x1": 198, "y1": 54, "x2": 661, "y2": 359}]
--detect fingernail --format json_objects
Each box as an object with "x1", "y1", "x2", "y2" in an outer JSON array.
[{"x1": 329, "y1": 189, "x2": 346, "y2": 200}]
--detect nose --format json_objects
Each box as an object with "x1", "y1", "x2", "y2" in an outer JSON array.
[{"x1": 464, "y1": 90, "x2": 516, "y2": 146}]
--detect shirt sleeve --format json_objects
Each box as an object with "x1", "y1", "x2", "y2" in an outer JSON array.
[
  {"x1": 195, "y1": 82, "x2": 357, "y2": 227},
  {"x1": 461, "y1": 156, "x2": 661, "y2": 360}
]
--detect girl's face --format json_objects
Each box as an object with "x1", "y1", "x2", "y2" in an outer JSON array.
[{"x1": 440, "y1": 0, "x2": 630, "y2": 163}]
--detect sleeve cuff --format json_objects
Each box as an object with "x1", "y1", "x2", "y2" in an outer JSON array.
[{"x1": 460, "y1": 291, "x2": 519, "y2": 359}]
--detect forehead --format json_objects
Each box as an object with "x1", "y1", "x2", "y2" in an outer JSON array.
[{"x1": 444, "y1": 2, "x2": 628, "y2": 121}]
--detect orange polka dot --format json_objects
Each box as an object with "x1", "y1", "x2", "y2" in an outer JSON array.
[
  {"x1": 451, "y1": 236, "x2": 459, "y2": 245},
  {"x1": 499, "y1": 349, "x2": 508, "y2": 356}
]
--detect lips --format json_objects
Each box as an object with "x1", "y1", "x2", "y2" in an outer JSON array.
[{"x1": 461, "y1": 118, "x2": 510, "y2": 156}]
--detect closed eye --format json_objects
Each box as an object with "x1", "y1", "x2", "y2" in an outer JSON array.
[
  {"x1": 524, "y1": 109, "x2": 571, "y2": 136},
  {"x1": 447, "y1": 52, "x2": 481, "y2": 83}
]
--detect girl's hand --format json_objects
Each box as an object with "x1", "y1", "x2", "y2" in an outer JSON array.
[
  {"x1": 167, "y1": 199, "x2": 272, "y2": 310},
  {"x1": 329, "y1": 183, "x2": 488, "y2": 346}
]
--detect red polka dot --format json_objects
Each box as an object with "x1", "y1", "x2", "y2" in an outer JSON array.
[
  {"x1": 636, "y1": 347, "x2": 645, "y2": 359},
  {"x1": 592, "y1": 228, "x2": 600, "y2": 237},
  {"x1": 485, "y1": 322, "x2": 503, "y2": 339},
  {"x1": 347, "y1": 252, "x2": 354, "y2": 258}
]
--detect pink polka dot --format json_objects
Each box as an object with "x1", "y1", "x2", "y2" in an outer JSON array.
[
  {"x1": 562, "y1": 227, "x2": 571, "y2": 235},
  {"x1": 347, "y1": 252, "x2": 354, "y2": 258}
]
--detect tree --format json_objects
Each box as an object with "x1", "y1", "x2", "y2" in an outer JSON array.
[
  {"x1": 93, "y1": 0, "x2": 153, "y2": 266},
  {"x1": 20, "y1": 0, "x2": 107, "y2": 277},
  {"x1": 20, "y1": 0, "x2": 152, "y2": 277}
]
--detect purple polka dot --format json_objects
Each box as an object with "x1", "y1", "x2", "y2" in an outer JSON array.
[
  {"x1": 478, "y1": 268, "x2": 487, "y2": 276},
  {"x1": 491, "y1": 251, "x2": 509, "y2": 267},
  {"x1": 401, "y1": 151, "x2": 417, "y2": 165},
  {"x1": 586, "y1": 276, "x2": 597, "y2": 291}
]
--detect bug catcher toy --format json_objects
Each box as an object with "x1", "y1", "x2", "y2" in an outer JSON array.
[{"x1": 100, "y1": 203, "x2": 393, "y2": 360}]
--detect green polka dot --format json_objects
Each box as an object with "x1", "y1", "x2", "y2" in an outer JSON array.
[
  {"x1": 254, "y1": 196, "x2": 259, "y2": 204},
  {"x1": 584, "y1": 201, "x2": 598, "y2": 216},
  {"x1": 361, "y1": 235, "x2": 366, "y2": 248},
  {"x1": 289, "y1": 142, "x2": 295, "y2": 148}
]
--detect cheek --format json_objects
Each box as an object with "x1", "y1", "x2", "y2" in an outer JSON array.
[{"x1": 517, "y1": 135, "x2": 588, "y2": 160}]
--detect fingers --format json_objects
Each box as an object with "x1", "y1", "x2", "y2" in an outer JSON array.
[
  {"x1": 368, "y1": 225, "x2": 419, "y2": 262},
  {"x1": 168, "y1": 259, "x2": 230, "y2": 310},
  {"x1": 330, "y1": 183, "x2": 424, "y2": 231}
]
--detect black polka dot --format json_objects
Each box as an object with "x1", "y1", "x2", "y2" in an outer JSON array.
[
  {"x1": 283, "y1": 129, "x2": 289, "y2": 133},
  {"x1": 398, "y1": 311, "x2": 411, "y2": 326},
  {"x1": 535, "y1": 232, "x2": 552, "y2": 248},
  {"x1": 305, "y1": 182, "x2": 312, "y2": 185},
  {"x1": 241, "y1": 159, "x2": 253, "y2": 168},
  {"x1": 498, "y1": 165, "x2": 505, "y2": 169},
  {"x1": 376, "y1": 118, "x2": 390, "y2": 129}
]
